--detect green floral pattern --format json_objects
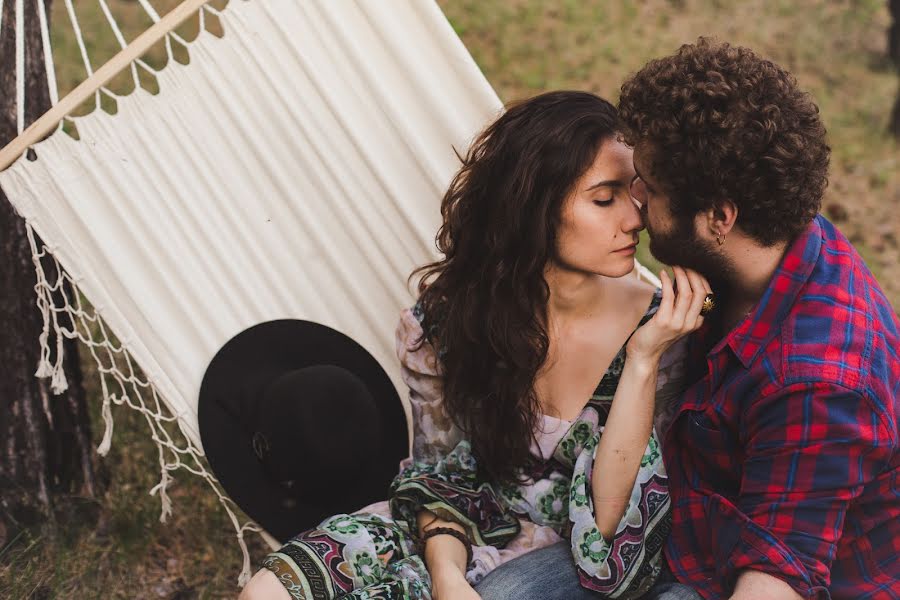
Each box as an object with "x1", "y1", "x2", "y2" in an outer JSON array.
[
  {"x1": 536, "y1": 479, "x2": 571, "y2": 525},
  {"x1": 560, "y1": 421, "x2": 595, "y2": 464},
  {"x1": 580, "y1": 528, "x2": 612, "y2": 564},
  {"x1": 641, "y1": 435, "x2": 660, "y2": 468},
  {"x1": 264, "y1": 292, "x2": 685, "y2": 599},
  {"x1": 353, "y1": 551, "x2": 381, "y2": 586},
  {"x1": 570, "y1": 472, "x2": 589, "y2": 508},
  {"x1": 325, "y1": 516, "x2": 361, "y2": 536}
]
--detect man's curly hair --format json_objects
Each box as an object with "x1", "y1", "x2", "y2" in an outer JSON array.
[{"x1": 618, "y1": 38, "x2": 830, "y2": 246}]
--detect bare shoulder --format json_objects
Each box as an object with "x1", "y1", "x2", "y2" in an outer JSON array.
[{"x1": 608, "y1": 273, "x2": 658, "y2": 317}]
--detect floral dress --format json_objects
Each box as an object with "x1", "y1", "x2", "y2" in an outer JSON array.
[{"x1": 263, "y1": 290, "x2": 687, "y2": 599}]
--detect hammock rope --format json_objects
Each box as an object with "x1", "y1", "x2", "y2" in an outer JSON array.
[{"x1": 15, "y1": 0, "x2": 24, "y2": 134}]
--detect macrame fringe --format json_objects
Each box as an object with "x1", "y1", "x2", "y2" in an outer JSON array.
[
  {"x1": 30, "y1": 225, "x2": 55, "y2": 380},
  {"x1": 28, "y1": 223, "x2": 69, "y2": 395},
  {"x1": 23, "y1": 226, "x2": 280, "y2": 592},
  {"x1": 237, "y1": 530, "x2": 252, "y2": 587},
  {"x1": 23, "y1": 223, "x2": 265, "y2": 584},
  {"x1": 34, "y1": 358, "x2": 53, "y2": 378},
  {"x1": 149, "y1": 468, "x2": 173, "y2": 523},
  {"x1": 50, "y1": 361, "x2": 69, "y2": 394},
  {"x1": 96, "y1": 378, "x2": 114, "y2": 456}
]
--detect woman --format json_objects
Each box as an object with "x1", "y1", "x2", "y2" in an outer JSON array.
[{"x1": 241, "y1": 91, "x2": 709, "y2": 600}]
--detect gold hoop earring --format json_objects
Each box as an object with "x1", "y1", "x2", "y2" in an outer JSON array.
[{"x1": 716, "y1": 233, "x2": 725, "y2": 246}]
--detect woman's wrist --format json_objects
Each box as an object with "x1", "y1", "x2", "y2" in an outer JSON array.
[
  {"x1": 427, "y1": 551, "x2": 469, "y2": 591},
  {"x1": 429, "y1": 558, "x2": 468, "y2": 580},
  {"x1": 622, "y1": 349, "x2": 660, "y2": 373},
  {"x1": 420, "y1": 524, "x2": 473, "y2": 584},
  {"x1": 421, "y1": 526, "x2": 473, "y2": 568}
]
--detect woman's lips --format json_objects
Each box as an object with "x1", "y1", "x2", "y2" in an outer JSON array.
[{"x1": 614, "y1": 243, "x2": 637, "y2": 254}]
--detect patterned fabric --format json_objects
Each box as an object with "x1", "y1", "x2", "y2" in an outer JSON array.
[
  {"x1": 264, "y1": 289, "x2": 689, "y2": 599},
  {"x1": 263, "y1": 512, "x2": 431, "y2": 600},
  {"x1": 663, "y1": 215, "x2": 900, "y2": 600}
]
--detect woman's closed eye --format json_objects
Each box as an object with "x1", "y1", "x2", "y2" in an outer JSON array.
[{"x1": 592, "y1": 198, "x2": 614, "y2": 207}]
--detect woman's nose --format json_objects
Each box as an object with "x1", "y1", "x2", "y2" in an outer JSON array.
[{"x1": 623, "y1": 196, "x2": 646, "y2": 233}]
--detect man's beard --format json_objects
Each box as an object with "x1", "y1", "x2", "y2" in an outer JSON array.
[{"x1": 647, "y1": 213, "x2": 733, "y2": 290}]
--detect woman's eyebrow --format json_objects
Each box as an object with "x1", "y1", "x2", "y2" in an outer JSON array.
[{"x1": 584, "y1": 179, "x2": 622, "y2": 191}]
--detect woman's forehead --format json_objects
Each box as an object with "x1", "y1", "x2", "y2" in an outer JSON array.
[{"x1": 583, "y1": 139, "x2": 634, "y2": 179}]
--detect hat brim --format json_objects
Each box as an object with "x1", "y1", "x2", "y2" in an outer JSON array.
[{"x1": 198, "y1": 319, "x2": 408, "y2": 542}]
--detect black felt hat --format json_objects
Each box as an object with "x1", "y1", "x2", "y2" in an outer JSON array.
[{"x1": 198, "y1": 320, "x2": 409, "y2": 542}]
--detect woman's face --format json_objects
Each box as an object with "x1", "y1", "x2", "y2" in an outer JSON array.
[{"x1": 553, "y1": 137, "x2": 644, "y2": 278}]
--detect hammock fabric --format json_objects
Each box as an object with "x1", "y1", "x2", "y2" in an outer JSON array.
[{"x1": 0, "y1": 0, "x2": 659, "y2": 585}]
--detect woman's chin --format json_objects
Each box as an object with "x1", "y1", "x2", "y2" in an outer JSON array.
[{"x1": 598, "y1": 258, "x2": 640, "y2": 279}]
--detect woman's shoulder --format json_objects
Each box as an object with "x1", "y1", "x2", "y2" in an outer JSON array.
[
  {"x1": 396, "y1": 305, "x2": 424, "y2": 346},
  {"x1": 608, "y1": 274, "x2": 660, "y2": 321}
]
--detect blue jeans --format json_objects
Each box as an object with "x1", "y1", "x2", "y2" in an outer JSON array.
[{"x1": 474, "y1": 541, "x2": 701, "y2": 600}]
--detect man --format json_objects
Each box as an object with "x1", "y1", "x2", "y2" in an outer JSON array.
[
  {"x1": 616, "y1": 38, "x2": 899, "y2": 600},
  {"x1": 476, "y1": 39, "x2": 899, "y2": 600}
]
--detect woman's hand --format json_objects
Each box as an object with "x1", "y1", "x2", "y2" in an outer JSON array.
[
  {"x1": 625, "y1": 266, "x2": 711, "y2": 364},
  {"x1": 591, "y1": 266, "x2": 709, "y2": 538},
  {"x1": 431, "y1": 566, "x2": 482, "y2": 600}
]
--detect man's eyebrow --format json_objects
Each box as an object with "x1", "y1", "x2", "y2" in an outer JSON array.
[{"x1": 584, "y1": 179, "x2": 622, "y2": 191}]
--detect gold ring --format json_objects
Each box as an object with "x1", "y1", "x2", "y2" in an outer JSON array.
[{"x1": 700, "y1": 293, "x2": 716, "y2": 316}]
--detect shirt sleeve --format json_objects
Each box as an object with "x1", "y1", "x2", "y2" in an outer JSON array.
[
  {"x1": 568, "y1": 427, "x2": 671, "y2": 599},
  {"x1": 389, "y1": 440, "x2": 521, "y2": 548},
  {"x1": 390, "y1": 308, "x2": 521, "y2": 547},
  {"x1": 710, "y1": 381, "x2": 894, "y2": 599},
  {"x1": 394, "y1": 307, "x2": 463, "y2": 465}
]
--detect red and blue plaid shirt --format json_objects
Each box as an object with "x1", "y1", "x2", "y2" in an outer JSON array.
[{"x1": 663, "y1": 215, "x2": 900, "y2": 599}]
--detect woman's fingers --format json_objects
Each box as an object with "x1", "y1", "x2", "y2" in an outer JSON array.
[
  {"x1": 683, "y1": 269, "x2": 709, "y2": 330},
  {"x1": 670, "y1": 266, "x2": 693, "y2": 328},
  {"x1": 657, "y1": 270, "x2": 675, "y2": 321},
  {"x1": 628, "y1": 267, "x2": 711, "y2": 361}
]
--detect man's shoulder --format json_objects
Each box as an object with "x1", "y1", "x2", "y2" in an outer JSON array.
[{"x1": 779, "y1": 222, "x2": 899, "y2": 397}]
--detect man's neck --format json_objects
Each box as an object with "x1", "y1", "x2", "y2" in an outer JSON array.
[{"x1": 718, "y1": 233, "x2": 789, "y2": 331}]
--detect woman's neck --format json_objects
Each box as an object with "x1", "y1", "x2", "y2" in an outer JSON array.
[{"x1": 544, "y1": 263, "x2": 606, "y2": 321}]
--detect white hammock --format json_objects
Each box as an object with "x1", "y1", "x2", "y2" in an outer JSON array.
[{"x1": 0, "y1": 0, "x2": 659, "y2": 585}]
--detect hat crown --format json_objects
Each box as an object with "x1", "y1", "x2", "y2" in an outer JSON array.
[
  {"x1": 199, "y1": 319, "x2": 408, "y2": 542},
  {"x1": 253, "y1": 365, "x2": 383, "y2": 493}
]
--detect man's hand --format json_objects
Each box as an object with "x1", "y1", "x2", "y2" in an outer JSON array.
[{"x1": 729, "y1": 569, "x2": 803, "y2": 600}]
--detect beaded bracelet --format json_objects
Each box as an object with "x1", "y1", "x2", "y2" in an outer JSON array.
[{"x1": 420, "y1": 526, "x2": 474, "y2": 568}]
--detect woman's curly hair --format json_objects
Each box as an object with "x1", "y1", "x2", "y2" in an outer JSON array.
[
  {"x1": 411, "y1": 91, "x2": 620, "y2": 484},
  {"x1": 618, "y1": 38, "x2": 830, "y2": 246}
]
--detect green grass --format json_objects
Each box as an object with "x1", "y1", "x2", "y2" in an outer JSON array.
[{"x1": 2, "y1": 0, "x2": 898, "y2": 598}]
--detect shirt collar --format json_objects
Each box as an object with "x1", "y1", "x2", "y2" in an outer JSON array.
[{"x1": 711, "y1": 215, "x2": 824, "y2": 369}]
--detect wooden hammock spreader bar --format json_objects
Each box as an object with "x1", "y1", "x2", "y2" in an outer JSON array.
[{"x1": 0, "y1": 0, "x2": 210, "y2": 173}]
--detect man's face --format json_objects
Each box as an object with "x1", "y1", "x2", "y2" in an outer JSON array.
[{"x1": 631, "y1": 145, "x2": 731, "y2": 282}]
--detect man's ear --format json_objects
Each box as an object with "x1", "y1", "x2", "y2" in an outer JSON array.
[{"x1": 706, "y1": 199, "x2": 738, "y2": 238}]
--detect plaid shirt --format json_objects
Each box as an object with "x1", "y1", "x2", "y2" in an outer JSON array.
[{"x1": 663, "y1": 215, "x2": 900, "y2": 600}]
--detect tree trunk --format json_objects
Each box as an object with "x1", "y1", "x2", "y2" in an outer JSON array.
[
  {"x1": 0, "y1": 0, "x2": 99, "y2": 547},
  {"x1": 890, "y1": 0, "x2": 900, "y2": 137}
]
